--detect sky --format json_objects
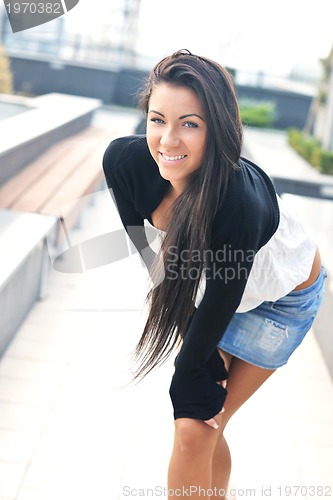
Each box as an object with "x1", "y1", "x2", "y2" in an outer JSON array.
[{"x1": 62, "y1": 0, "x2": 333, "y2": 77}]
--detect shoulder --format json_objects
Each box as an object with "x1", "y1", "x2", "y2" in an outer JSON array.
[
  {"x1": 212, "y1": 157, "x2": 280, "y2": 249},
  {"x1": 103, "y1": 134, "x2": 166, "y2": 195},
  {"x1": 240, "y1": 156, "x2": 278, "y2": 203},
  {"x1": 102, "y1": 134, "x2": 170, "y2": 215},
  {"x1": 239, "y1": 157, "x2": 278, "y2": 208},
  {"x1": 103, "y1": 135, "x2": 152, "y2": 180}
]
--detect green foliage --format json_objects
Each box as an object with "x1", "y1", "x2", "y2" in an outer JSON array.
[
  {"x1": 0, "y1": 44, "x2": 13, "y2": 94},
  {"x1": 287, "y1": 128, "x2": 333, "y2": 175},
  {"x1": 319, "y1": 150, "x2": 333, "y2": 175},
  {"x1": 287, "y1": 128, "x2": 321, "y2": 167},
  {"x1": 239, "y1": 99, "x2": 276, "y2": 128}
]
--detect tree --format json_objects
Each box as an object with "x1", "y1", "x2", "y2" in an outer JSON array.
[
  {"x1": 304, "y1": 43, "x2": 333, "y2": 141},
  {"x1": 0, "y1": 43, "x2": 13, "y2": 94}
]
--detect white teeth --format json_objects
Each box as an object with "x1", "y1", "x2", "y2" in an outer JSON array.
[{"x1": 161, "y1": 153, "x2": 186, "y2": 161}]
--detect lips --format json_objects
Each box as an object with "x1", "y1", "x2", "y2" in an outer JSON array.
[{"x1": 159, "y1": 152, "x2": 187, "y2": 161}]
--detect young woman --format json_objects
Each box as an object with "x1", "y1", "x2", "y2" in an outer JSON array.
[{"x1": 103, "y1": 50, "x2": 326, "y2": 499}]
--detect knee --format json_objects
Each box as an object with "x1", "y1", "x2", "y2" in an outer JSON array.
[{"x1": 174, "y1": 418, "x2": 219, "y2": 456}]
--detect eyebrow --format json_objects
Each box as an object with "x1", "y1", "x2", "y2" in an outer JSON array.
[{"x1": 148, "y1": 110, "x2": 205, "y2": 121}]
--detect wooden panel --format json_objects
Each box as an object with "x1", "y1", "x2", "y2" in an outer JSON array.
[
  {"x1": 0, "y1": 123, "x2": 123, "y2": 247},
  {"x1": 11, "y1": 128, "x2": 109, "y2": 213},
  {"x1": 0, "y1": 138, "x2": 72, "y2": 208},
  {"x1": 0, "y1": 127, "x2": 104, "y2": 209},
  {"x1": 40, "y1": 139, "x2": 108, "y2": 216}
]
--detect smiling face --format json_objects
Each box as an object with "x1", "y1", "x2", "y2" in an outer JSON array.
[{"x1": 146, "y1": 83, "x2": 207, "y2": 195}]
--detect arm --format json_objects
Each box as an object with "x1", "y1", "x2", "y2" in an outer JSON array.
[
  {"x1": 107, "y1": 180, "x2": 157, "y2": 273},
  {"x1": 175, "y1": 322, "x2": 229, "y2": 383},
  {"x1": 102, "y1": 138, "x2": 157, "y2": 274},
  {"x1": 170, "y1": 160, "x2": 280, "y2": 422},
  {"x1": 169, "y1": 234, "x2": 257, "y2": 421}
]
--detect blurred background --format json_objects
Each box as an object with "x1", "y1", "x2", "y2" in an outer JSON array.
[
  {"x1": 2, "y1": 0, "x2": 333, "y2": 82},
  {"x1": 0, "y1": 1, "x2": 332, "y2": 499},
  {"x1": 2, "y1": 0, "x2": 333, "y2": 144},
  {"x1": 0, "y1": 0, "x2": 332, "y2": 97}
]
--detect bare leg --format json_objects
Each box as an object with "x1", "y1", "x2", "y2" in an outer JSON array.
[
  {"x1": 168, "y1": 415, "x2": 223, "y2": 498},
  {"x1": 211, "y1": 435, "x2": 232, "y2": 498},
  {"x1": 211, "y1": 351, "x2": 275, "y2": 498},
  {"x1": 167, "y1": 351, "x2": 275, "y2": 500},
  {"x1": 210, "y1": 351, "x2": 233, "y2": 498}
]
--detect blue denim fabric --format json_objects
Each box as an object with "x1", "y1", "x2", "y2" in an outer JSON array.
[{"x1": 217, "y1": 267, "x2": 327, "y2": 369}]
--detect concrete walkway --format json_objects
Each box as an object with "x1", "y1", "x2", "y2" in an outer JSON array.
[{"x1": 0, "y1": 116, "x2": 332, "y2": 499}]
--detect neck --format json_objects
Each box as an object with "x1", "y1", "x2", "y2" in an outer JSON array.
[{"x1": 169, "y1": 182, "x2": 185, "y2": 199}]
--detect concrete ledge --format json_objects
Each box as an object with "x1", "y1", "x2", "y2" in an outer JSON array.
[
  {"x1": 0, "y1": 93, "x2": 102, "y2": 185},
  {"x1": 271, "y1": 173, "x2": 333, "y2": 201},
  {"x1": 0, "y1": 92, "x2": 34, "y2": 119},
  {"x1": 0, "y1": 209, "x2": 56, "y2": 357},
  {"x1": 313, "y1": 270, "x2": 333, "y2": 379}
]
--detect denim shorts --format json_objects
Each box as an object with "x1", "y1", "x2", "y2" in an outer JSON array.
[{"x1": 217, "y1": 267, "x2": 327, "y2": 369}]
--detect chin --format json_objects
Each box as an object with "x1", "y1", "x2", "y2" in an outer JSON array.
[
  {"x1": 156, "y1": 164, "x2": 170, "y2": 178},
  {"x1": 157, "y1": 167, "x2": 178, "y2": 181}
]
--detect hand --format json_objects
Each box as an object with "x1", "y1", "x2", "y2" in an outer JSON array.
[{"x1": 204, "y1": 379, "x2": 227, "y2": 429}]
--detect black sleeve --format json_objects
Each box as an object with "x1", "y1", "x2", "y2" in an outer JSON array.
[
  {"x1": 170, "y1": 161, "x2": 279, "y2": 421},
  {"x1": 169, "y1": 229, "x2": 259, "y2": 421},
  {"x1": 102, "y1": 138, "x2": 157, "y2": 274},
  {"x1": 103, "y1": 140, "x2": 278, "y2": 422}
]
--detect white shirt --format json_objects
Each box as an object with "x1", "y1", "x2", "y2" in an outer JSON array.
[{"x1": 195, "y1": 195, "x2": 317, "y2": 312}]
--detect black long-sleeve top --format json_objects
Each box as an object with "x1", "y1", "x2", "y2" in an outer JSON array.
[{"x1": 103, "y1": 135, "x2": 280, "y2": 421}]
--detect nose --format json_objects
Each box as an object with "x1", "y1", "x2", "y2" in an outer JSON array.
[{"x1": 159, "y1": 126, "x2": 180, "y2": 149}]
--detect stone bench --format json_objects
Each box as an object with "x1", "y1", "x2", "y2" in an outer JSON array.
[
  {"x1": 0, "y1": 124, "x2": 112, "y2": 358},
  {"x1": 0, "y1": 125, "x2": 112, "y2": 248},
  {"x1": 0, "y1": 93, "x2": 102, "y2": 185},
  {"x1": 0, "y1": 209, "x2": 56, "y2": 356}
]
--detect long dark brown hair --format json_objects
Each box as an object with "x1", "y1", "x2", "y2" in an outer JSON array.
[{"x1": 132, "y1": 49, "x2": 243, "y2": 380}]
